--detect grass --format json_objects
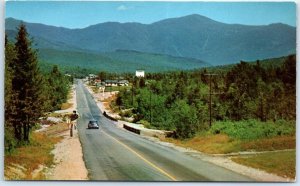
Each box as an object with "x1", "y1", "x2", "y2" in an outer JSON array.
[
  {"x1": 210, "y1": 120, "x2": 295, "y2": 140},
  {"x1": 241, "y1": 136, "x2": 296, "y2": 151},
  {"x1": 163, "y1": 134, "x2": 295, "y2": 154},
  {"x1": 60, "y1": 102, "x2": 73, "y2": 110},
  {"x1": 163, "y1": 134, "x2": 241, "y2": 154},
  {"x1": 4, "y1": 123, "x2": 67, "y2": 180},
  {"x1": 47, "y1": 112, "x2": 63, "y2": 118},
  {"x1": 232, "y1": 150, "x2": 296, "y2": 179}
]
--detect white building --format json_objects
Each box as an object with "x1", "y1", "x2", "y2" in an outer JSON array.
[
  {"x1": 135, "y1": 70, "x2": 145, "y2": 77},
  {"x1": 88, "y1": 74, "x2": 97, "y2": 79}
]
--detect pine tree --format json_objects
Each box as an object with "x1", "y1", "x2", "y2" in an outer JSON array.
[
  {"x1": 4, "y1": 35, "x2": 16, "y2": 123},
  {"x1": 5, "y1": 34, "x2": 17, "y2": 151},
  {"x1": 11, "y1": 24, "x2": 45, "y2": 142},
  {"x1": 47, "y1": 65, "x2": 70, "y2": 110}
]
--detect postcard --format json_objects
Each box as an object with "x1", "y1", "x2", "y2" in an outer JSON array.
[{"x1": 4, "y1": 1, "x2": 296, "y2": 182}]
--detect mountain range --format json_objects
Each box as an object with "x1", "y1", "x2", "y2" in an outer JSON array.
[{"x1": 5, "y1": 14, "x2": 296, "y2": 70}]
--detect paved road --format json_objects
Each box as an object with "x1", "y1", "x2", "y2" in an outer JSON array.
[{"x1": 75, "y1": 80, "x2": 254, "y2": 181}]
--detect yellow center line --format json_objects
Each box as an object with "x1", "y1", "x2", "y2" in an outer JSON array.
[{"x1": 102, "y1": 131, "x2": 177, "y2": 181}]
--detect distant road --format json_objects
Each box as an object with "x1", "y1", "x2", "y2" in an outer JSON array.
[{"x1": 76, "y1": 80, "x2": 253, "y2": 181}]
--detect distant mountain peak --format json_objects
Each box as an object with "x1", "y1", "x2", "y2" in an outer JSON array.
[
  {"x1": 151, "y1": 13, "x2": 222, "y2": 27},
  {"x1": 181, "y1": 14, "x2": 214, "y2": 20},
  {"x1": 5, "y1": 14, "x2": 295, "y2": 66}
]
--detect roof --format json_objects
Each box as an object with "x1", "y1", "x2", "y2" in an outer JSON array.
[
  {"x1": 105, "y1": 80, "x2": 129, "y2": 84},
  {"x1": 105, "y1": 80, "x2": 118, "y2": 83},
  {"x1": 118, "y1": 80, "x2": 129, "y2": 84}
]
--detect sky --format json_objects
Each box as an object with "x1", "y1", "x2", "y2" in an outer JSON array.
[{"x1": 5, "y1": 1, "x2": 296, "y2": 29}]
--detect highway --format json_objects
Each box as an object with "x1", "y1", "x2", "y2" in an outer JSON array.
[{"x1": 75, "y1": 80, "x2": 254, "y2": 181}]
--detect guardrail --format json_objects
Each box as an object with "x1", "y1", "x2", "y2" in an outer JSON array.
[
  {"x1": 121, "y1": 121, "x2": 174, "y2": 139},
  {"x1": 123, "y1": 124, "x2": 141, "y2": 135},
  {"x1": 103, "y1": 111, "x2": 118, "y2": 122}
]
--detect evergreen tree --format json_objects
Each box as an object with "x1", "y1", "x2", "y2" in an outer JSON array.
[
  {"x1": 4, "y1": 35, "x2": 17, "y2": 151},
  {"x1": 4, "y1": 35, "x2": 16, "y2": 123},
  {"x1": 47, "y1": 65, "x2": 70, "y2": 110},
  {"x1": 11, "y1": 24, "x2": 45, "y2": 142}
]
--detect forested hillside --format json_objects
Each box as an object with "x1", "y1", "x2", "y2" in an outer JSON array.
[
  {"x1": 110, "y1": 55, "x2": 296, "y2": 139},
  {"x1": 37, "y1": 48, "x2": 209, "y2": 73}
]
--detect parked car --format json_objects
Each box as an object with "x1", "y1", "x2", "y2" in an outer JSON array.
[{"x1": 88, "y1": 120, "x2": 99, "y2": 129}]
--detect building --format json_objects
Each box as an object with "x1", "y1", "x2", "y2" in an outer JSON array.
[
  {"x1": 135, "y1": 70, "x2": 145, "y2": 77},
  {"x1": 104, "y1": 80, "x2": 129, "y2": 86},
  {"x1": 104, "y1": 80, "x2": 119, "y2": 86},
  {"x1": 118, "y1": 80, "x2": 129, "y2": 86},
  {"x1": 88, "y1": 74, "x2": 97, "y2": 79}
]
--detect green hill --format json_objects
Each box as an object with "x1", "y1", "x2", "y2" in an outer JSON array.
[
  {"x1": 38, "y1": 49, "x2": 209, "y2": 73},
  {"x1": 204, "y1": 55, "x2": 290, "y2": 74}
]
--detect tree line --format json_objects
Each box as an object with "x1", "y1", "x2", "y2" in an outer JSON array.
[
  {"x1": 112, "y1": 55, "x2": 296, "y2": 139},
  {"x1": 5, "y1": 24, "x2": 71, "y2": 152}
]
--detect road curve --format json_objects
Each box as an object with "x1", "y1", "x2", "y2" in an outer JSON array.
[{"x1": 75, "y1": 80, "x2": 254, "y2": 181}]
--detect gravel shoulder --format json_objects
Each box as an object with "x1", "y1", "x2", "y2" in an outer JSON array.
[{"x1": 45, "y1": 85, "x2": 88, "y2": 180}]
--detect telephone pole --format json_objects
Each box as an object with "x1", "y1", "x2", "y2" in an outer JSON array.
[
  {"x1": 131, "y1": 76, "x2": 134, "y2": 105},
  {"x1": 204, "y1": 73, "x2": 219, "y2": 127},
  {"x1": 150, "y1": 88, "x2": 152, "y2": 126}
]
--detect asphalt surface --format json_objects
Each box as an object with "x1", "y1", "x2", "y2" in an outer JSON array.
[{"x1": 75, "y1": 80, "x2": 254, "y2": 181}]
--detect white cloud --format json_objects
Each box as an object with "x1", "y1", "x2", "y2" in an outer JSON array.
[{"x1": 117, "y1": 5, "x2": 131, "y2": 11}]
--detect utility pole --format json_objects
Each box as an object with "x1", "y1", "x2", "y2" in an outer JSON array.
[
  {"x1": 131, "y1": 76, "x2": 134, "y2": 106},
  {"x1": 204, "y1": 73, "x2": 219, "y2": 127},
  {"x1": 150, "y1": 87, "x2": 153, "y2": 126}
]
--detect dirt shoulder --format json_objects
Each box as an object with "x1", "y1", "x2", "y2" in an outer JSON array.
[
  {"x1": 45, "y1": 85, "x2": 88, "y2": 180},
  {"x1": 45, "y1": 126, "x2": 88, "y2": 180}
]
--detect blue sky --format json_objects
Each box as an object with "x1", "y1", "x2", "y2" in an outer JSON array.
[{"x1": 6, "y1": 1, "x2": 296, "y2": 29}]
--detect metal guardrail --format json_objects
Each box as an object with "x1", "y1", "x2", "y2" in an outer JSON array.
[
  {"x1": 123, "y1": 124, "x2": 141, "y2": 135},
  {"x1": 103, "y1": 111, "x2": 118, "y2": 122}
]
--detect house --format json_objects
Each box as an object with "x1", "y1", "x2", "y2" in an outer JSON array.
[
  {"x1": 104, "y1": 80, "x2": 119, "y2": 86},
  {"x1": 118, "y1": 80, "x2": 129, "y2": 86},
  {"x1": 104, "y1": 80, "x2": 129, "y2": 86},
  {"x1": 88, "y1": 74, "x2": 97, "y2": 79}
]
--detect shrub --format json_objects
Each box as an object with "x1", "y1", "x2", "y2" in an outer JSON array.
[
  {"x1": 137, "y1": 120, "x2": 151, "y2": 129},
  {"x1": 210, "y1": 120, "x2": 295, "y2": 140},
  {"x1": 120, "y1": 109, "x2": 133, "y2": 118}
]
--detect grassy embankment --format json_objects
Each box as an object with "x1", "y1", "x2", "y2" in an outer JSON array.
[
  {"x1": 4, "y1": 122, "x2": 69, "y2": 180},
  {"x1": 232, "y1": 150, "x2": 295, "y2": 179},
  {"x1": 163, "y1": 120, "x2": 295, "y2": 179},
  {"x1": 5, "y1": 90, "x2": 74, "y2": 180}
]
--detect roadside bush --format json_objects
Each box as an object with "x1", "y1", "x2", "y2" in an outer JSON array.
[
  {"x1": 210, "y1": 120, "x2": 295, "y2": 140},
  {"x1": 120, "y1": 109, "x2": 133, "y2": 118},
  {"x1": 137, "y1": 120, "x2": 151, "y2": 129},
  {"x1": 172, "y1": 100, "x2": 198, "y2": 139}
]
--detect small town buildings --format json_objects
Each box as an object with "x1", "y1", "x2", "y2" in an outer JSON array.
[
  {"x1": 118, "y1": 80, "x2": 129, "y2": 86},
  {"x1": 104, "y1": 80, "x2": 129, "y2": 86},
  {"x1": 105, "y1": 80, "x2": 119, "y2": 86}
]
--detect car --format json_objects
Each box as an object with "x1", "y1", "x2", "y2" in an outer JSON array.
[{"x1": 88, "y1": 120, "x2": 99, "y2": 129}]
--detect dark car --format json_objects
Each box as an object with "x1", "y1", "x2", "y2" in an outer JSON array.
[{"x1": 88, "y1": 120, "x2": 99, "y2": 129}]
